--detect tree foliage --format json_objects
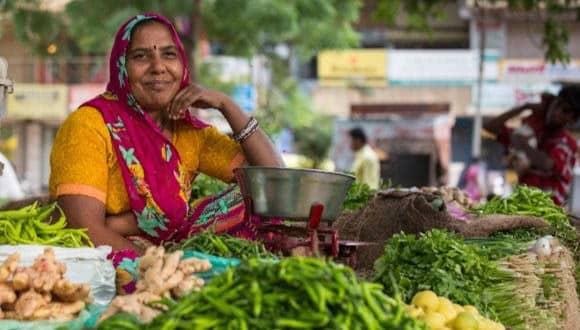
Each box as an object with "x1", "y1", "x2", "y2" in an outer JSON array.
[
  {"x1": 1, "y1": 0, "x2": 360, "y2": 59},
  {"x1": 374, "y1": 0, "x2": 580, "y2": 64}
]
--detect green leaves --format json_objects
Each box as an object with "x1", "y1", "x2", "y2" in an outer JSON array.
[
  {"x1": 373, "y1": 229, "x2": 526, "y2": 328},
  {"x1": 343, "y1": 182, "x2": 375, "y2": 210},
  {"x1": 373, "y1": 0, "x2": 578, "y2": 64}
]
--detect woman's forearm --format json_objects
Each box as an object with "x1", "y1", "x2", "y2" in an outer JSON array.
[
  {"x1": 86, "y1": 225, "x2": 140, "y2": 252},
  {"x1": 221, "y1": 99, "x2": 285, "y2": 167}
]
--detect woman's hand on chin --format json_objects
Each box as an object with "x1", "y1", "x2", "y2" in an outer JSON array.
[{"x1": 167, "y1": 84, "x2": 231, "y2": 120}]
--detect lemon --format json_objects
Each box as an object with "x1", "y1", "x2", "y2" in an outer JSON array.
[
  {"x1": 453, "y1": 304, "x2": 464, "y2": 314},
  {"x1": 477, "y1": 319, "x2": 494, "y2": 330},
  {"x1": 451, "y1": 312, "x2": 479, "y2": 330},
  {"x1": 463, "y1": 305, "x2": 480, "y2": 316},
  {"x1": 437, "y1": 297, "x2": 457, "y2": 322},
  {"x1": 421, "y1": 311, "x2": 447, "y2": 329},
  {"x1": 406, "y1": 305, "x2": 424, "y2": 318},
  {"x1": 412, "y1": 290, "x2": 440, "y2": 312}
]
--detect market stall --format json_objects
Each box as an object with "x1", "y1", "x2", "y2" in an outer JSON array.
[{"x1": 0, "y1": 167, "x2": 578, "y2": 330}]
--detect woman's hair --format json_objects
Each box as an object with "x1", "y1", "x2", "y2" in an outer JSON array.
[
  {"x1": 349, "y1": 127, "x2": 367, "y2": 144},
  {"x1": 558, "y1": 85, "x2": 580, "y2": 119}
]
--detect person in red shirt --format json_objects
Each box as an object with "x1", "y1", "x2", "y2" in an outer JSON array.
[{"x1": 484, "y1": 86, "x2": 580, "y2": 206}]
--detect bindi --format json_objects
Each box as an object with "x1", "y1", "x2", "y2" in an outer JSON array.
[{"x1": 153, "y1": 45, "x2": 157, "y2": 50}]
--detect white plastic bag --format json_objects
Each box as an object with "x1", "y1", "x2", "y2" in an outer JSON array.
[{"x1": 0, "y1": 245, "x2": 116, "y2": 305}]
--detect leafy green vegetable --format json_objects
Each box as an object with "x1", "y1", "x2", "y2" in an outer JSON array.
[
  {"x1": 165, "y1": 231, "x2": 277, "y2": 260},
  {"x1": 473, "y1": 185, "x2": 580, "y2": 296},
  {"x1": 343, "y1": 182, "x2": 375, "y2": 210},
  {"x1": 373, "y1": 230, "x2": 526, "y2": 329},
  {"x1": 191, "y1": 173, "x2": 230, "y2": 200},
  {"x1": 472, "y1": 186, "x2": 575, "y2": 240}
]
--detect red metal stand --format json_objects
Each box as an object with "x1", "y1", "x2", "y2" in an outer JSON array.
[{"x1": 245, "y1": 197, "x2": 340, "y2": 258}]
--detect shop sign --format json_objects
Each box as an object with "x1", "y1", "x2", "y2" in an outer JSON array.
[
  {"x1": 69, "y1": 84, "x2": 106, "y2": 113},
  {"x1": 6, "y1": 84, "x2": 68, "y2": 120},
  {"x1": 499, "y1": 59, "x2": 580, "y2": 83},
  {"x1": 388, "y1": 50, "x2": 499, "y2": 86},
  {"x1": 473, "y1": 82, "x2": 560, "y2": 109},
  {"x1": 318, "y1": 49, "x2": 387, "y2": 87}
]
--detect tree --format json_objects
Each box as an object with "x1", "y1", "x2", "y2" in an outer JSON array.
[
  {"x1": 1, "y1": 0, "x2": 360, "y2": 147},
  {"x1": 374, "y1": 0, "x2": 580, "y2": 64},
  {"x1": 1, "y1": 0, "x2": 360, "y2": 66}
]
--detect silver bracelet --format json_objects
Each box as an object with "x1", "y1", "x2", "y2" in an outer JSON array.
[{"x1": 234, "y1": 117, "x2": 259, "y2": 143}]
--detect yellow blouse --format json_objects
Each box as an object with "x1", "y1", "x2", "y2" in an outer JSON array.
[{"x1": 49, "y1": 106, "x2": 245, "y2": 215}]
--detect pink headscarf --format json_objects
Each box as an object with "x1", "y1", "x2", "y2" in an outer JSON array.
[{"x1": 84, "y1": 13, "x2": 209, "y2": 244}]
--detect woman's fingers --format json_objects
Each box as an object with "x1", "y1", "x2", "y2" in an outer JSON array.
[{"x1": 167, "y1": 84, "x2": 218, "y2": 120}]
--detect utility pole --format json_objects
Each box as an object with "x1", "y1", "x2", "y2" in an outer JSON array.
[
  {"x1": 190, "y1": 0, "x2": 201, "y2": 82},
  {"x1": 472, "y1": 6, "x2": 486, "y2": 159}
]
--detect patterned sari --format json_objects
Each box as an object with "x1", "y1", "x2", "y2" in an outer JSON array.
[{"x1": 88, "y1": 13, "x2": 259, "y2": 292}]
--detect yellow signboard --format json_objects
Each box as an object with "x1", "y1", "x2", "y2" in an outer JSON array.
[
  {"x1": 6, "y1": 84, "x2": 69, "y2": 120},
  {"x1": 318, "y1": 49, "x2": 387, "y2": 87}
]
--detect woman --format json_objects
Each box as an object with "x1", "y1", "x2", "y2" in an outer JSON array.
[{"x1": 49, "y1": 14, "x2": 283, "y2": 259}]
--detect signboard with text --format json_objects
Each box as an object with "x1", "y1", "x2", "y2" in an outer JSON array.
[
  {"x1": 388, "y1": 50, "x2": 499, "y2": 86},
  {"x1": 6, "y1": 84, "x2": 68, "y2": 120},
  {"x1": 318, "y1": 49, "x2": 387, "y2": 87},
  {"x1": 499, "y1": 59, "x2": 580, "y2": 83},
  {"x1": 474, "y1": 82, "x2": 560, "y2": 109}
]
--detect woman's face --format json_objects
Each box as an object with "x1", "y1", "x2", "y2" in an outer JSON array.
[{"x1": 126, "y1": 21, "x2": 184, "y2": 113}]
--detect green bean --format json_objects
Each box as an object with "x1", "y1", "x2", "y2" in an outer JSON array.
[
  {"x1": 128, "y1": 257, "x2": 427, "y2": 330},
  {"x1": 0, "y1": 202, "x2": 93, "y2": 247}
]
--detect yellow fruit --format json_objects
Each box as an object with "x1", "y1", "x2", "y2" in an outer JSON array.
[
  {"x1": 406, "y1": 305, "x2": 424, "y2": 318},
  {"x1": 437, "y1": 297, "x2": 457, "y2": 322},
  {"x1": 412, "y1": 290, "x2": 440, "y2": 313},
  {"x1": 477, "y1": 319, "x2": 494, "y2": 330},
  {"x1": 463, "y1": 305, "x2": 480, "y2": 316},
  {"x1": 451, "y1": 312, "x2": 480, "y2": 330},
  {"x1": 453, "y1": 304, "x2": 464, "y2": 314},
  {"x1": 421, "y1": 312, "x2": 447, "y2": 329}
]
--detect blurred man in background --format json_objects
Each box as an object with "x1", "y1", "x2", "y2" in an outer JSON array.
[
  {"x1": 483, "y1": 86, "x2": 580, "y2": 206},
  {"x1": 0, "y1": 151, "x2": 24, "y2": 202},
  {"x1": 349, "y1": 127, "x2": 380, "y2": 190}
]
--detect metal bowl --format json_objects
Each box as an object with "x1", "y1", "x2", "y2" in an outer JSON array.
[{"x1": 234, "y1": 166, "x2": 355, "y2": 222}]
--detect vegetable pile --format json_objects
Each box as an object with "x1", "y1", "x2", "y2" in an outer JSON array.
[
  {"x1": 472, "y1": 185, "x2": 580, "y2": 294},
  {"x1": 420, "y1": 186, "x2": 477, "y2": 209},
  {"x1": 99, "y1": 246, "x2": 211, "y2": 323},
  {"x1": 373, "y1": 230, "x2": 526, "y2": 329},
  {"x1": 407, "y1": 290, "x2": 505, "y2": 330},
  {"x1": 343, "y1": 182, "x2": 376, "y2": 211},
  {"x1": 0, "y1": 202, "x2": 93, "y2": 248},
  {"x1": 473, "y1": 186, "x2": 575, "y2": 239},
  {"x1": 165, "y1": 231, "x2": 276, "y2": 260},
  {"x1": 0, "y1": 248, "x2": 92, "y2": 320},
  {"x1": 99, "y1": 257, "x2": 427, "y2": 330}
]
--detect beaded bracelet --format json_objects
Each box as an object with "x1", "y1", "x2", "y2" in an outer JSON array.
[{"x1": 233, "y1": 117, "x2": 259, "y2": 143}]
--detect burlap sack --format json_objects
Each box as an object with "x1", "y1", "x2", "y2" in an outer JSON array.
[{"x1": 334, "y1": 190, "x2": 549, "y2": 270}]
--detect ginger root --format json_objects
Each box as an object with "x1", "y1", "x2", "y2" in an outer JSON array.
[
  {"x1": 0, "y1": 248, "x2": 91, "y2": 321},
  {"x1": 0, "y1": 254, "x2": 20, "y2": 283},
  {"x1": 101, "y1": 247, "x2": 212, "y2": 322},
  {"x1": 99, "y1": 292, "x2": 163, "y2": 323},
  {"x1": 15, "y1": 290, "x2": 48, "y2": 320},
  {"x1": 53, "y1": 279, "x2": 92, "y2": 303}
]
